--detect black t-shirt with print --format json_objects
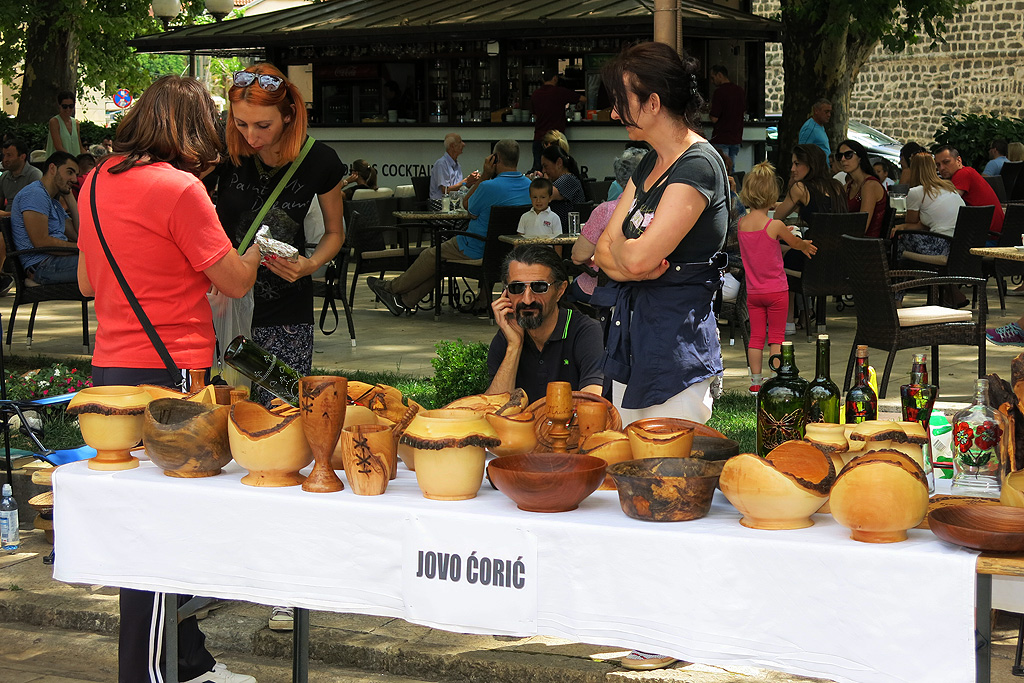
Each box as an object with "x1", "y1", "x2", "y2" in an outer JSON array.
[
  {"x1": 215, "y1": 138, "x2": 345, "y2": 327},
  {"x1": 624, "y1": 142, "x2": 728, "y2": 263}
]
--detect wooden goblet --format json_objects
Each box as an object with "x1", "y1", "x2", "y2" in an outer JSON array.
[
  {"x1": 300, "y1": 376, "x2": 348, "y2": 493},
  {"x1": 546, "y1": 381, "x2": 574, "y2": 454},
  {"x1": 341, "y1": 424, "x2": 395, "y2": 495}
]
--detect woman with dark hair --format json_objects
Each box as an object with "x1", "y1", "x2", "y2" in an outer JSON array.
[
  {"x1": 77, "y1": 74, "x2": 260, "y2": 683},
  {"x1": 341, "y1": 158, "x2": 378, "y2": 199},
  {"x1": 540, "y1": 144, "x2": 586, "y2": 228},
  {"x1": 45, "y1": 90, "x2": 86, "y2": 155},
  {"x1": 215, "y1": 62, "x2": 345, "y2": 401},
  {"x1": 774, "y1": 144, "x2": 847, "y2": 224},
  {"x1": 836, "y1": 138, "x2": 889, "y2": 237}
]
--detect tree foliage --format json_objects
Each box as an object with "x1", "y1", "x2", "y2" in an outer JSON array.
[
  {"x1": 776, "y1": 0, "x2": 972, "y2": 168},
  {"x1": 934, "y1": 113, "x2": 1024, "y2": 170}
]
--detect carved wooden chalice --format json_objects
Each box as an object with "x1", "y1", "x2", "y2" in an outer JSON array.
[
  {"x1": 545, "y1": 382, "x2": 574, "y2": 454},
  {"x1": 300, "y1": 376, "x2": 347, "y2": 493}
]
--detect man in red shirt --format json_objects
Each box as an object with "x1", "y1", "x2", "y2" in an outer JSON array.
[
  {"x1": 935, "y1": 144, "x2": 1004, "y2": 240},
  {"x1": 709, "y1": 65, "x2": 745, "y2": 166},
  {"x1": 530, "y1": 70, "x2": 585, "y2": 171}
]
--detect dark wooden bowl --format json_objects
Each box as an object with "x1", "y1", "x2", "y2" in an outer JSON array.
[
  {"x1": 928, "y1": 505, "x2": 1024, "y2": 552},
  {"x1": 143, "y1": 398, "x2": 232, "y2": 477},
  {"x1": 690, "y1": 435, "x2": 740, "y2": 462},
  {"x1": 526, "y1": 392, "x2": 622, "y2": 452},
  {"x1": 607, "y1": 457, "x2": 721, "y2": 522},
  {"x1": 626, "y1": 417, "x2": 727, "y2": 440},
  {"x1": 486, "y1": 452, "x2": 606, "y2": 512}
]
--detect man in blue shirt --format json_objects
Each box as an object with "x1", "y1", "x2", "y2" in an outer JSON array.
[
  {"x1": 10, "y1": 150, "x2": 79, "y2": 284},
  {"x1": 428, "y1": 133, "x2": 477, "y2": 200},
  {"x1": 798, "y1": 99, "x2": 832, "y2": 159},
  {"x1": 368, "y1": 139, "x2": 531, "y2": 315},
  {"x1": 983, "y1": 139, "x2": 1008, "y2": 176}
]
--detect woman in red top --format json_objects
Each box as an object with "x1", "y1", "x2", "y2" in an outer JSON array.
[{"x1": 836, "y1": 138, "x2": 889, "y2": 237}]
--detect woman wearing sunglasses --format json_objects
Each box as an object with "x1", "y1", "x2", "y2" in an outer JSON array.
[
  {"x1": 835, "y1": 139, "x2": 889, "y2": 238},
  {"x1": 214, "y1": 63, "x2": 346, "y2": 404},
  {"x1": 77, "y1": 74, "x2": 260, "y2": 683},
  {"x1": 45, "y1": 90, "x2": 87, "y2": 156}
]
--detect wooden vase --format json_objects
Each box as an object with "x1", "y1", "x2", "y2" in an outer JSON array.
[
  {"x1": 67, "y1": 386, "x2": 152, "y2": 471},
  {"x1": 300, "y1": 376, "x2": 347, "y2": 493},
  {"x1": 545, "y1": 382, "x2": 574, "y2": 453},
  {"x1": 341, "y1": 424, "x2": 395, "y2": 495}
]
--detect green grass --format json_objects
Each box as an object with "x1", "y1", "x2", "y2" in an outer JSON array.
[{"x1": 707, "y1": 390, "x2": 757, "y2": 454}]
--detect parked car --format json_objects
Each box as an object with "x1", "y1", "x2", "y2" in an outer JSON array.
[{"x1": 765, "y1": 120, "x2": 903, "y2": 169}]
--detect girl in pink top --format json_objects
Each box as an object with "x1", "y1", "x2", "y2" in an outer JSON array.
[{"x1": 737, "y1": 162, "x2": 817, "y2": 393}]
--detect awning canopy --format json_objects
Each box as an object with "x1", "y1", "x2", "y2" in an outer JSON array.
[{"x1": 130, "y1": 0, "x2": 781, "y2": 55}]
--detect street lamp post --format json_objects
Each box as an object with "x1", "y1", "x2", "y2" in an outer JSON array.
[
  {"x1": 205, "y1": 0, "x2": 233, "y2": 21},
  {"x1": 151, "y1": 0, "x2": 182, "y2": 29}
]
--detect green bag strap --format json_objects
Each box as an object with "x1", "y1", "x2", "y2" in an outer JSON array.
[{"x1": 237, "y1": 135, "x2": 316, "y2": 254}]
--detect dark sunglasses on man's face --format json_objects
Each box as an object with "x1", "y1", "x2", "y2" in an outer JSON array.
[
  {"x1": 835, "y1": 150, "x2": 857, "y2": 161},
  {"x1": 506, "y1": 280, "x2": 555, "y2": 295},
  {"x1": 232, "y1": 71, "x2": 284, "y2": 92}
]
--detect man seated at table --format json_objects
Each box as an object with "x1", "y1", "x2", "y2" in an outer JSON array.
[
  {"x1": 983, "y1": 139, "x2": 1009, "y2": 176},
  {"x1": 429, "y1": 133, "x2": 477, "y2": 201},
  {"x1": 10, "y1": 150, "x2": 80, "y2": 283},
  {"x1": 368, "y1": 139, "x2": 531, "y2": 315},
  {"x1": 487, "y1": 245, "x2": 603, "y2": 402},
  {"x1": 934, "y1": 144, "x2": 1004, "y2": 243}
]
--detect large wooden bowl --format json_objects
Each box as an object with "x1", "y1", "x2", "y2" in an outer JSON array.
[
  {"x1": 526, "y1": 392, "x2": 621, "y2": 452},
  {"x1": 607, "y1": 457, "x2": 721, "y2": 522},
  {"x1": 1002, "y1": 470, "x2": 1024, "y2": 509},
  {"x1": 579, "y1": 430, "x2": 633, "y2": 490},
  {"x1": 626, "y1": 418, "x2": 694, "y2": 460},
  {"x1": 228, "y1": 400, "x2": 312, "y2": 487},
  {"x1": 928, "y1": 505, "x2": 1024, "y2": 552},
  {"x1": 487, "y1": 453, "x2": 606, "y2": 513},
  {"x1": 829, "y1": 450, "x2": 929, "y2": 543},
  {"x1": 143, "y1": 398, "x2": 232, "y2": 477}
]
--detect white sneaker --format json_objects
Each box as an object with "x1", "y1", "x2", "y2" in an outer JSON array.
[
  {"x1": 183, "y1": 662, "x2": 257, "y2": 683},
  {"x1": 268, "y1": 605, "x2": 294, "y2": 631}
]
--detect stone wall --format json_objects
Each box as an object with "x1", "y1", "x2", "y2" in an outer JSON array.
[{"x1": 753, "y1": 0, "x2": 1024, "y2": 145}]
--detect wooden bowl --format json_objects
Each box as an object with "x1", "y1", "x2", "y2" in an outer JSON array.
[
  {"x1": 228, "y1": 400, "x2": 312, "y2": 487},
  {"x1": 928, "y1": 505, "x2": 1024, "y2": 552},
  {"x1": 67, "y1": 386, "x2": 151, "y2": 471},
  {"x1": 402, "y1": 409, "x2": 500, "y2": 501},
  {"x1": 719, "y1": 441, "x2": 835, "y2": 530},
  {"x1": 607, "y1": 457, "x2": 721, "y2": 522},
  {"x1": 526, "y1": 392, "x2": 621, "y2": 452},
  {"x1": 829, "y1": 450, "x2": 929, "y2": 543},
  {"x1": 487, "y1": 452, "x2": 606, "y2": 512},
  {"x1": 143, "y1": 398, "x2": 233, "y2": 477},
  {"x1": 626, "y1": 418, "x2": 694, "y2": 460},
  {"x1": 690, "y1": 435, "x2": 740, "y2": 462},
  {"x1": 485, "y1": 411, "x2": 538, "y2": 457},
  {"x1": 579, "y1": 430, "x2": 633, "y2": 490},
  {"x1": 1001, "y1": 470, "x2": 1024, "y2": 509}
]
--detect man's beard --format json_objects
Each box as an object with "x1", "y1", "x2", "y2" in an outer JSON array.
[{"x1": 516, "y1": 303, "x2": 544, "y2": 330}]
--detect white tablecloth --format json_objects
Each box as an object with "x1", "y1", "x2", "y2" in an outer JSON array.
[{"x1": 54, "y1": 458, "x2": 980, "y2": 683}]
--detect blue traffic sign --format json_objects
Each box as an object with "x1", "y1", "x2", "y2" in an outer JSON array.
[{"x1": 113, "y1": 89, "x2": 132, "y2": 109}]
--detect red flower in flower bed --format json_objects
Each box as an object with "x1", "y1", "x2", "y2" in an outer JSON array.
[{"x1": 953, "y1": 422, "x2": 975, "y2": 453}]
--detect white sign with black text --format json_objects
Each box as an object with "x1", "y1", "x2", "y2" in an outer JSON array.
[{"x1": 402, "y1": 514, "x2": 538, "y2": 633}]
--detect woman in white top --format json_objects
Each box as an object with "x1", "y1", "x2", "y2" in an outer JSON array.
[
  {"x1": 45, "y1": 90, "x2": 87, "y2": 155},
  {"x1": 891, "y1": 152, "x2": 965, "y2": 257}
]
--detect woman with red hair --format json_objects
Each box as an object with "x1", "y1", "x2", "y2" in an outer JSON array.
[{"x1": 214, "y1": 63, "x2": 345, "y2": 400}]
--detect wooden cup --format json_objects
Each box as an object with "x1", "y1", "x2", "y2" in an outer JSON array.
[
  {"x1": 300, "y1": 376, "x2": 348, "y2": 493},
  {"x1": 575, "y1": 401, "x2": 608, "y2": 444},
  {"x1": 341, "y1": 424, "x2": 395, "y2": 494}
]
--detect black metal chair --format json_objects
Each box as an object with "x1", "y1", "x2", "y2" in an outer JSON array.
[
  {"x1": 787, "y1": 212, "x2": 867, "y2": 342},
  {"x1": 1000, "y1": 161, "x2": 1024, "y2": 201},
  {"x1": 342, "y1": 199, "x2": 424, "y2": 308},
  {"x1": 982, "y1": 204, "x2": 1024, "y2": 311},
  {"x1": 583, "y1": 180, "x2": 612, "y2": 203},
  {"x1": 841, "y1": 235, "x2": 986, "y2": 398},
  {"x1": 983, "y1": 174, "x2": 1008, "y2": 203},
  {"x1": 0, "y1": 217, "x2": 91, "y2": 353},
  {"x1": 411, "y1": 176, "x2": 430, "y2": 205}
]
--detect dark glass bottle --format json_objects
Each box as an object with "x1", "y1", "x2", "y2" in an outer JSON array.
[
  {"x1": 900, "y1": 353, "x2": 937, "y2": 426},
  {"x1": 804, "y1": 334, "x2": 841, "y2": 424},
  {"x1": 756, "y1": 341, "x2": 809, "y2": 456},
  {"x1": 224, "y1": 336, "x2": 303, "y2": 407},
  {"x1": 844, "y1": 345, "x2": 878, "y2": 424}
]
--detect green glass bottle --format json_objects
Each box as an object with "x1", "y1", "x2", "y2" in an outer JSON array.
[
  {"x1": 804, "y1": 334, "x2": 841, "y2": 424},
  {"x1": 756, "y1": 341, "x2": 809, "y2": 456},
  {"x1": 844, "y1": 345, "x2": 878, "y2": 424},
  {"x1": 223, "y1": 335, "x2": 303, "y2": 407}
]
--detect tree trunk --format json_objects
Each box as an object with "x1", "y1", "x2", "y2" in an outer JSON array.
[
  {"x1": 17, "y1": 11, "x2": 78, "y2": 124},
  {"x1": 776, "y1": 0, "x2": 878, "y2": 174}
]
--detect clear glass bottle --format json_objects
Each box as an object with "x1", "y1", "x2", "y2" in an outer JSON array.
[
  {"x1": 223, "y1": 336, "x2": 303, "y2": 407},
  {"x1": 951, "y1": 378, "x2": 1006, "y2": 496},
  {"x1": 756, "y1": 341, "x2": 809, "y2": 456},
  {"x1": 844, "y1": 345, "x2": 878, "y2": 424},
  {"x1": 804, "y1": 334, "x2": 840, "y2": 424}
]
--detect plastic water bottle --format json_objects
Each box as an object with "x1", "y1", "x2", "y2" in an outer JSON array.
[{"x1": 0, "y1": 483, "x2": 19, "y2": 551}]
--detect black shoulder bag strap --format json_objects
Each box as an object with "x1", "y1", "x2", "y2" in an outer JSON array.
[
  {"x1": 319, "y1": 257, "x2": 339, "y2": 335},
  {"x1": 88, "y1": 168, "x2": 183, "y2": 389}
]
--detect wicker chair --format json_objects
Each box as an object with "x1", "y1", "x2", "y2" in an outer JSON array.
[
  {"x1": 841, "y1": 235, "x2": 986, "y2": 399},
  {"x1": 343, "y1": 199, "x2": 424, "y2": 308},
  {"x1": 1000, "y1": 161, "x2": 1023, "y2": 201},
  {"x1": 0, "y1": 217, "x2": 91, "y2": 352},
  {"x1": 788, "y1": 212, "x2": 867, "y2": 342}
]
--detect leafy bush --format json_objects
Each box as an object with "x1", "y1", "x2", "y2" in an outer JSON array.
[
  {"x1": 934, "y1": 112, "x2": 1024, "y2": 171},
  {"x1": 431, "y1": 339, "x2": 491, "y2": 407},
  {"x1": 5, "y1": 363, "x2": 92, "y2": 401},
  {"x1": 0, "y1": 112, "x2": 113, "y2": 152}
]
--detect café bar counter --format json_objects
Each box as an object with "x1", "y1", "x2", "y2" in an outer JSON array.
[{"x1": 54, "y1": 455, "x2": 982, "y2": 683}]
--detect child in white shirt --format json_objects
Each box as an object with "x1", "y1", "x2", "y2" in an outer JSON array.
[{"x1": 517, "y1": 178, "x2": 562, "y2": 236}]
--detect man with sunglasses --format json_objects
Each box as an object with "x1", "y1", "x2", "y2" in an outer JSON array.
[{"x1": 486, "y1": 245, "x2": 603, "y2": 402}]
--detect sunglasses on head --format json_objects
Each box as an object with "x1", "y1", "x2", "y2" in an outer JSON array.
[
  {"x1": 506, "y1": 281, "x2": 555, "y2": 295},
  {"x1": 835, "y1": 150, "x2": 857, "y2": 161},
  {"x1": 232, "y1": 71, "x2": 284, "y2": 92}
]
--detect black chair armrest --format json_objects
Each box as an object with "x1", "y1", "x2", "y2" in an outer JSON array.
[
  {"x1": 890, "y1": 269, "x2": 945, "y2": 280},
  {"x1": 436, "y1": 229, "x2": 482, "y2": 243},
  {"x1": 891, "y1": 275, "x2": 986, "y2": 292},
  {"x1": 8, "y1": 245, "x2": 79, "y2": 259}
]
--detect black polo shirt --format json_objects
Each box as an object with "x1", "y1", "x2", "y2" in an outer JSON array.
[{"x1": 487, "y1": 306, "x2": 605, "y2": 405}]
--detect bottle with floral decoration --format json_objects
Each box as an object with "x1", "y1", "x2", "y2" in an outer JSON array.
[{"x1": 951, "y1": 378, "x2": 1006, "y2": 496}]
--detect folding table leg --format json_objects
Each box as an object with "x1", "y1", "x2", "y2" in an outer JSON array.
[
  {"x1": 978, "y1": 574, "x2": 992, "y2": 683},
  {"x1": 293, "y1": 607, "x2": 309, "y2": 683},
  {"x1": 165, "y1": 592, "x2": 180, "y2": 683}
]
